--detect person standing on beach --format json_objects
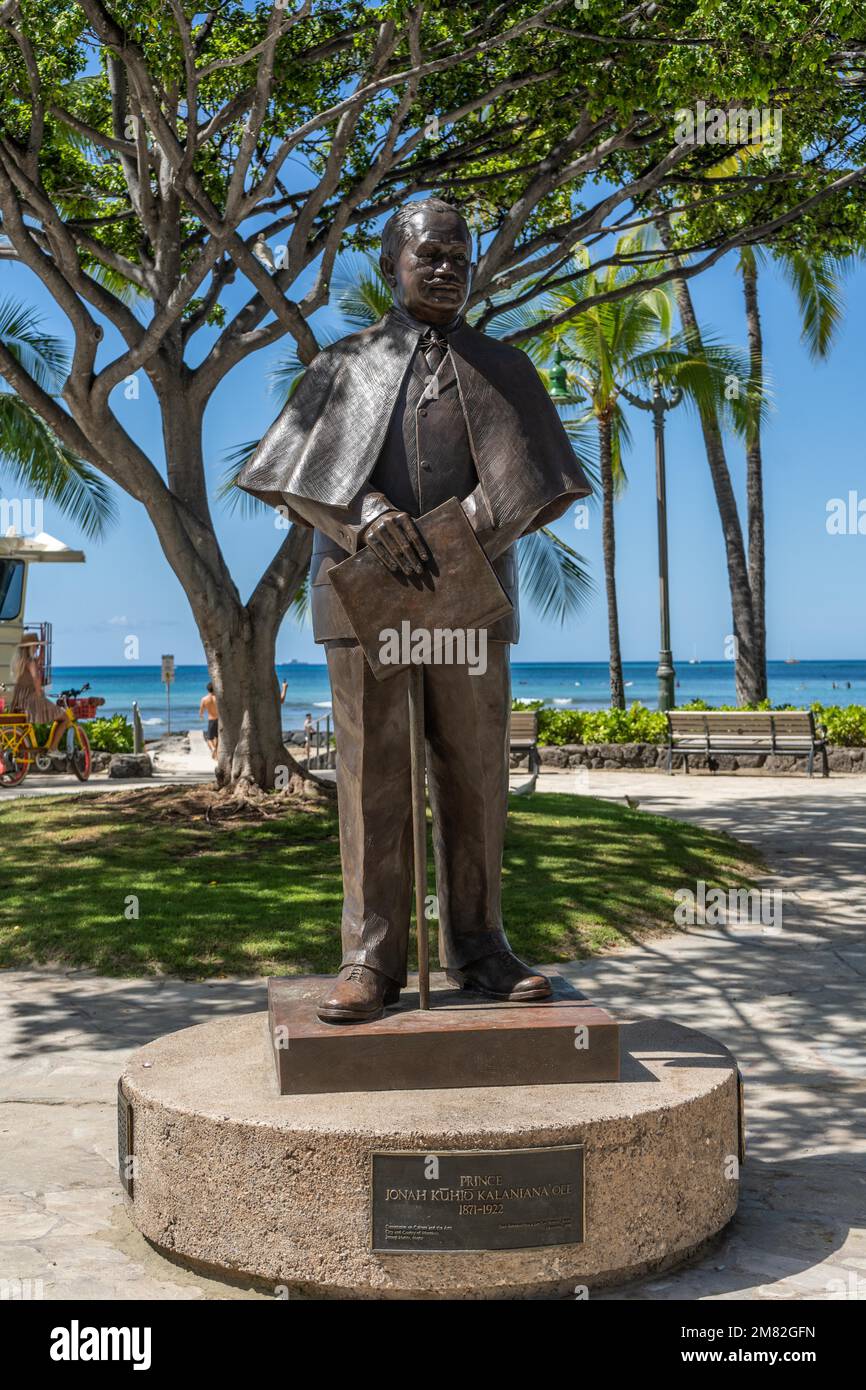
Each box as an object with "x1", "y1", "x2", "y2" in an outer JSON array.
[{"x1": 200, "y1": 682, "x2": 219, "y2": 759}]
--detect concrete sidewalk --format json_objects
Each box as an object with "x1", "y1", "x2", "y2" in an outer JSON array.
[
  {"x1": 2, "y1": 731, "x2": 537, "y2": 799},
  {"x1": 559, "y1": 771, "x2": 866, "y2": 1301},
  {"x1": 0, "y1": 771, "x2": 864, "y2": 1300},
  {"x1": 0, "y1": 730, "x2": 218, "y2": 801}
]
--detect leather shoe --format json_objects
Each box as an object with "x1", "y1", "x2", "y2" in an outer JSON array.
[
  {"x1": 447, "y1": 949, "x2": 552, "y2": 1001},
  {"x1": 317, "y1": 964, "x2": 401, "y2": 1024}
]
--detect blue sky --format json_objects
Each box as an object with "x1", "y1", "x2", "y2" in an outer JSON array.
[{"x1": 5, "y1": 244, "x2": 866, "y2": 667}]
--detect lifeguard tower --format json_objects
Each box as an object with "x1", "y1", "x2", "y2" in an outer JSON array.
[{"x1": 0, "y1": 529, "x2": 85, "y2": 692}]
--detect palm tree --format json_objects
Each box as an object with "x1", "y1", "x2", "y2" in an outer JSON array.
[
  {"x1": 536, "y1": 244, "x2": 673, "y2": 707},
  {"x1": 656, "y1": 214, "x2": 774, "y2": 705},
  {"x1": 222, "y1": 254, "x2": 596, "y2": 630},
  {"x1": 738, "y1": 246, "x2": 857, "y2": 695},
  {"x1": 491, "y1": 238, "x2": 754, "y2": 708},
  {"x1": 0, "y1": 298, "x2": 116, "y2": 538}
]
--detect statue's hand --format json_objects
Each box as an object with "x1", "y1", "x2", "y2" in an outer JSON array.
[{"x1": 361, "y1": 510, "x2": 428, "y2": 576}]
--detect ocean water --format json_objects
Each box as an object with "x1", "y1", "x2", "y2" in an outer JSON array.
[{"x1": 46, "y1": 660, "x2": 866, "y2": 735}]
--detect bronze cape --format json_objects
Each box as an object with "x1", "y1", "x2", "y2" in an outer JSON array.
[
  {"x1": 237, "y1": 309, "x2": 588, "y2": 536},
  {"x1": 237, "y1": 309, "x2": 591, "y2": 985}
]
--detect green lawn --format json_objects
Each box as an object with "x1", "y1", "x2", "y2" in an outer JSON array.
[{"x1": 0, "y1": 787, "x2": 764, "y2": 977}]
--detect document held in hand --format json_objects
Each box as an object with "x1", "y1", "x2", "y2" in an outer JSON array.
[{"x1": 328, "y1": 496, "x2": 514, "y2": 681}]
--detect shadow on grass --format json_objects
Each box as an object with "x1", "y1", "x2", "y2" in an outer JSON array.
[
  {"x1": 0, "y1": 789, "x2": 763, "y2": 977},
  {"x1": 502, "y1": 792, "x2": 764, "y2": 963}
]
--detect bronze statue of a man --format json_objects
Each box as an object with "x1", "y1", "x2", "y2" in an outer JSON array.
[{"x1": 238, "y1": 198, "x2": 590, "y2": 1023}]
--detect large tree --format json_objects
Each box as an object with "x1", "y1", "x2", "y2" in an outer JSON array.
[{"x1": 1, "y1": 1, "x2": 865, "y2": 786}]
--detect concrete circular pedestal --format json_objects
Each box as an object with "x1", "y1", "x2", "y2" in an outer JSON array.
[{"x1": 119, "y1": 1013, "x2": 741, "y2": 1298}]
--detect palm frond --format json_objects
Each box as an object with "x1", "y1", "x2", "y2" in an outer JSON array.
[
  {"x1": 559, "y1": 410, "x2": 600, "y2": 495},
  {"x1": 268, "y1": 354, "x2": 306, "y2": 404},
  {"x1": 82, "y1": 260, "x2": 147, "y2": 308},
  {"x1": 776, "y1": 250, "x2": 848, "y2": 361},
  {"x1": 629, "y1": 333, "x2": 772, "y2": 437},
  {"x1": 289, "y1": 571, "x2": 310, "y2": 621},
  {"x1": 516, "y1": 526, "x2": 593, "y2": 625},
  {"x1": 475, "y1": 294, "x2": 550, "y2": 342},
  {"x1": 215, "y1": 441, "x2": 271, "y2": 517},
  {"x1": 0, "y1": 298, "x2": 69, "y2": 388},
  {"x1": 334, "y1": 253, "x2": 392, "y2": 328},
  {"x1": 268, "y1": 327, "x2": 339, "y2": 405},
  {"x1": 0, "y1": 394, "x2": 117, "y2": 539},
  {"x1": 608, "y1": 401, "x2": 631, "y2": 494}
]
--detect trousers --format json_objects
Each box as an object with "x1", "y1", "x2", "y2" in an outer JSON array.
[{"x1": 325, "y1": 639, "x2": 513, "y2": 984}]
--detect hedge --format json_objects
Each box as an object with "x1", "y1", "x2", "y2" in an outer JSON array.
[
  {"x1": 83, "y1": 713, "x2": 135, "y2": 753},
  {"x1": 29, "y1": 713, "x2": 135, "y2": 754},
  {"x1": 511, "y1": 699, "x2": 866, "y2": 747}
]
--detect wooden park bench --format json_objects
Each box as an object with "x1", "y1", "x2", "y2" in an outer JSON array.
[
  {"x1": 509, "y1": 710, "x2": 540, "y2": 774},
  {"x1": 666, "y1": 710, "x2": 829, "y2": 777}
]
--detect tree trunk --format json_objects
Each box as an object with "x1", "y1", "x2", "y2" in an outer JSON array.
[
  {"x1": 140, "y1": 391, "x2": 315, "y2": 792},
  {"x1": 657, "y1": 219, "x2": 762, "y2": 705},
  {"x1": 187, "y1": 566, "x2": 315, "y2": 794},
  {"x1": 741, "y1": 256, "x2": 768, "y2": 700},
  {"x1": 598, "y1": 412, "x2": 625, "y2": 708},
  {"x1": 202, "y1": 615, "x2": 291, "y2": 791}
]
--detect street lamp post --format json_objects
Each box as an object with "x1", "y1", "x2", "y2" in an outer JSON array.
[
  {"x1": 623, "y1": 374, "x2": 683, "y2": 712},
  {"x1": 547, "y1": 342, "x2": 583, "y2": 407}
]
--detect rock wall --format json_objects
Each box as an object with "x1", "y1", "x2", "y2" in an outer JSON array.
[{"x1": 508, "y1": 743, "x2": 865, "y2": 774}]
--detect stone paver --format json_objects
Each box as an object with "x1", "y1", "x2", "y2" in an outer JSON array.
[
  {"x1": 553, "y1": 770, "x2": 866, "y2": 1301},
  {"x1": 0, "y1": 770, "x2": 864, "y2": 1300}
]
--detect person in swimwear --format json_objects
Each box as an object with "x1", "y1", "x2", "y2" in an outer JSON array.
[{"x1": 200, "y1": 682, "x2": 219, "y2": 759}]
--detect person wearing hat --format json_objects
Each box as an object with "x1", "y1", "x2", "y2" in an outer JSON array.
[{"x1": 10, "y1": 633, "x2": 62, "y2": 722}]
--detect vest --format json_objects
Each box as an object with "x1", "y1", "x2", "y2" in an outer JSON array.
[{"x1": 310, "y1": 341, "x2": 518, "y2": 644}]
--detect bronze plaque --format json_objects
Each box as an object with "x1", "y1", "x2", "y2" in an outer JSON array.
[
  {"x1": 117, "y1": 1081, "x2": 134, "y2": 1199},
  {"x1": 371, "y1": 1145, "x2": 583, "y2": 1253}
]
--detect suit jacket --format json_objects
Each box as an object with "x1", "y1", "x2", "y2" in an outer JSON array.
[
  {"x1": 236, "y1": 310, "x2": 591, "y2": 643},
  {"x1": 310, "y1": 332, "x2": 520, "y2": 642}
]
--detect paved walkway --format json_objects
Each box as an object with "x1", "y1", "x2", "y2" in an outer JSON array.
[
  {"x1": 0, "y1": 728, "x2": 532, "y2": 801},
  {"x1": 559, "y1": 771, "x2": 866, "y2": 1301},
  {"x1": 1, "y1": 770, "x2": 864, "y2": 1300},
  {"x1": 0, "y1": 730, "x2": 217, "y2": 800}
]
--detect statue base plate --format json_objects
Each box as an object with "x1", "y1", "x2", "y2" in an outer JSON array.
[
  {"x1": 267, "y1": 974, "x2": 619, "y2": 1094},
  {"x1": 118, "y1": 1011, "x2": 741, "y2": 1297}
]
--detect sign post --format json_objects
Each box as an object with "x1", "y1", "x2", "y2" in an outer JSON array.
[{"x1": 161, "y1": 654, "x2": 175, "y2": 735}]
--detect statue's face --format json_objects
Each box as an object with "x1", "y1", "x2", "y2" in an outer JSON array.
[{"x1": 381, "y1": 210, "x2": 472, "y2": 324}]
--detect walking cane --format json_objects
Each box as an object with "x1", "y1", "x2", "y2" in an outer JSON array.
[{"x1": 407, "y1": 664, "x2": 430, "y2": 1009}]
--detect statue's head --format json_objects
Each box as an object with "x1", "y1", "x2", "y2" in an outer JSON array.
[{"x1": 380, "y1": 198, "x2": 472, "y2": 325}]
